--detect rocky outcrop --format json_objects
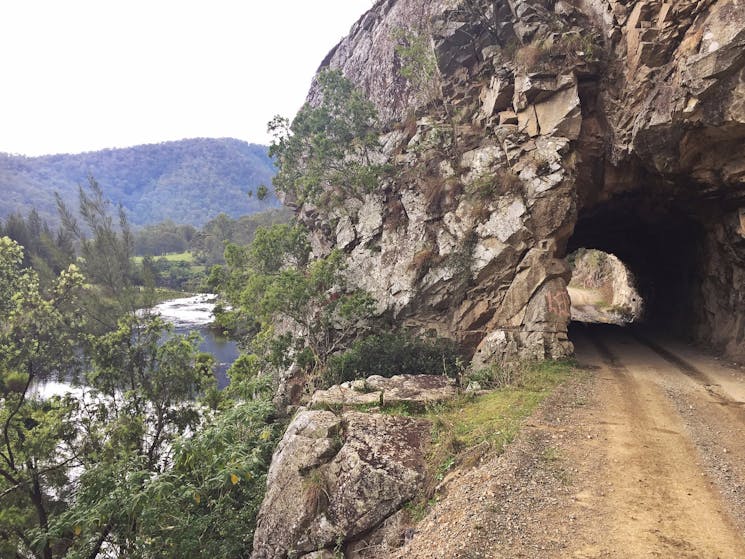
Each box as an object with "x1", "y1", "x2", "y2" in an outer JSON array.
[
  {"x1": 251, "y1": 408, "x2": 430, "y2": 558},
  {"x1": 253, "y1": 2, "x2": 745, "y2": 557},
  {"x1": 296, "y1": 0, "x2": 745, "y2": 363},
  {"x1": 310, "y1": 374, "x2": 457, "y2": 409},
  {"x1": 308, "y1": 0, "x2": 450, "y2": 124}
]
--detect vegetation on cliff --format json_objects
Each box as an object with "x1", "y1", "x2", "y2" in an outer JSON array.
[{"x1": 268, "y1": 69, "x2": 388, "y2": 207}]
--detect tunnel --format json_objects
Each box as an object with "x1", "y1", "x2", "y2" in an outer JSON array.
[{"x1": 567, "y1": 192, "x2": 704, "y2": 336}]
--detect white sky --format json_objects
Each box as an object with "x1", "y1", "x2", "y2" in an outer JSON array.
[{"x1": 0, "y1": 1, "x2": 373, "y2": 156}]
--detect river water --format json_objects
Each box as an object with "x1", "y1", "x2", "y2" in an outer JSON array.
[
  {"x1": 152, "y1": 294, "x2": 239, "y2": 389},
  {"x1": 36, "y1": 294, "x2": 239, "y2": 397}
]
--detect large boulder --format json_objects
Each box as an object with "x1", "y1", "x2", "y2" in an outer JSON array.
[{"x1": 251, "y1": 410, "x2": 430, "y2": 558}]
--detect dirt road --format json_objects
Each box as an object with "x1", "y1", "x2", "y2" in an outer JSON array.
[
  {"x1": 568, "y1": 286, "x2": 625, "y2": 325},
  {"x1": 569, "y1": 325, "x2": 745, "y2": 557},
  {"x1": 394, "y1": 325, "x2": 745, "y2": 558}
]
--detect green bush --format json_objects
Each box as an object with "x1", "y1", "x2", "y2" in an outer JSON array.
[
  {"x1": 465, "y1": 362, "x2": 522, "y2": 389},
  {"x1": 324, "y1": 330, "x2": 463, "y2": 386}
]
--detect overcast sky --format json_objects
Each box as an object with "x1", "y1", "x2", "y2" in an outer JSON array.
[{"x1": 0, "y1": 1, "x2": 373, "y2": 156}]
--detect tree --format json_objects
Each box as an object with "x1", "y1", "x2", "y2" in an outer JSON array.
[
  {"x1": 223, "y1": 224, "x2": 375, "y2": 380},
  {"x1": 1, "y1": 211, "x2": 75, "y2": 289},
  {"x1": 1, "y1": 187, "x2": 287, "y2": 558},
  {"x1": 393, "y1": 27, "x2": 441, "y2": 104},
  {"x1": 268, "y1": 69, "x2": 386, "y2": 207},
  {"x1": 0, "y1": 236, "x2": 87, "y2": 559},
  {"x1": 0, "y1": 235, "x2": 243, "y2": 558},
  {"x1": 190, "y1": 213, "x2": 235, "y2": 266},
  {"x1": 57, "y1": 178, "x2": 140, "y2": 328},
  {"x1": 123, "y1": 375, "x2": 280, "y2": 557},
  {"x1": 49, "y1": 315, "x2": 216, "y2": 559}
]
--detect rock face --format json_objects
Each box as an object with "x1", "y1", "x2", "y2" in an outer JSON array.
[
  {"x1": 308, "y1": 0, "x2": 450, "y2": 124},
  {"x1": 295, "y1": 0, "x2": 745, "y2": 363},
  {"x1": 254, "y1": 3, "x2": 745, "y2": 555},
  {"x1": 251, "y1": 409, "x2": 430, "y2": 558}
]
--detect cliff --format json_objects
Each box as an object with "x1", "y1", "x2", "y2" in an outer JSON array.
[{"x1": 296, "y1": 0, "x2": 745, "y2": 364}]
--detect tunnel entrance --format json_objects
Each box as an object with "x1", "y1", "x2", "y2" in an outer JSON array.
[
  {"x1": 566, "y1": 192, "x2": 706, "y2": 341},
  {"x1": 567, "y1": 248, "x2": 643, "y2": 325}
]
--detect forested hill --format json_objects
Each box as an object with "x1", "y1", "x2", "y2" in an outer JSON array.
[{"x1": 0, "y1": 138, "x2": 278, "y2": 226}]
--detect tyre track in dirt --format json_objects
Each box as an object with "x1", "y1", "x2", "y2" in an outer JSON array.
[{"x1": 575, "y1": 325, "x2": 745, "y2": 558}]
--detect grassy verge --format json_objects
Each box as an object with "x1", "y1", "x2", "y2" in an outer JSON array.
[
  {"x1": 310, "y1": 360, "x2": 578, "y2": 518},
  {"x1": 424, "y1": 359, "x2": 576, "y2": 491}
]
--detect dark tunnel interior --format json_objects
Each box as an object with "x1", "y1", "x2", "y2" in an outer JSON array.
[{"x1": 566, "y1": 193, "x2": 705, "y2": 335}]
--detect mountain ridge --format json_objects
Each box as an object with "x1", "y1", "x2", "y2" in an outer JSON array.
[{"x1": 0, "y1": 137, "x2": 277, "y2": 227}]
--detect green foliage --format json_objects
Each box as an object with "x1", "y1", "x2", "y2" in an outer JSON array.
[
  {"x1": 0, "y1": 138, "x2": 277, "y2": 227},
  {"x1": 269, "y1": 69, "x2": 386, "y2": 207},
  {"x1": 0, "y1": 210, "x2": 76, "y2": 289},
  {"x1": 466, "y1": 167, "x2": 522, "y2": 202},
  {"x1": 1, "y1": 185, "x2": 287, "y2": 558},
  {"x1": 393, "y1": 27, "x2": 440, "y2": 104},
  {"x1": 56, "y1": 178, "x2": 142, "y2": 327},
  {"x1": 133, "y1": 221, "x2": 197, "y2": 256},
  {"x1": 130, "y1": 394, "x2": 280, "y2": 557},
  {"x1": 256, "y1": 184, "x2": 269, "y2": 201},
  {"x1": 0, "y1": 237, "x2": 88, "y2": 558},
  {"x1": 247, "y1": 223, "x2": 310, "y2": 274},
  {"x1": 324, "y1": 330, "x2": 463, "y2": 386},
  {"x1": 464, "y1": 362, "x2": 523, "y2": 389},
  {"x1": 189, "y1": 208, "x2": 292, "y2": 266},
  {"x1": 424, "y1": 360, "x2": 575, "y2": 492},
  {"x1": 140, "y1": 254, "x2": 205, "y2": 292},
  {"x1": 222, "y1": 224, "x2": 375, "y2": 379}
]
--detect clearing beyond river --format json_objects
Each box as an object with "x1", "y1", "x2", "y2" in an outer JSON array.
[{"x1": 394, "y1": 325, "x2": 745, "y2": 558}]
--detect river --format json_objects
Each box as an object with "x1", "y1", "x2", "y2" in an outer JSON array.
[
  {"x1": 35, "y1": 294, "x2": 239, "y2": 397},
  {"x1": 152, "y1": 294, "x2": 239, "y2": 389}
]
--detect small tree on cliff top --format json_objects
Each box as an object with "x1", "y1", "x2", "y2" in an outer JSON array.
[
  {"x1": 393, "y1": 27, "x2": 441, "y2": 105},
  {"x1": 268, "y1": 69, "x2": 385, "y2": 207}
]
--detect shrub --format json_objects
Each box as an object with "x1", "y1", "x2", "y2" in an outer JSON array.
[
  {"x1": 550, "y1": 32, "x2": 600, "y2": 62},
  {"x1": 467, "y1": 167, "x2": 522, "y2": 201},
  {"x1": 323, "y1": 330, "x2": 463, "y2": 386},
  {"x1": 515, "y1": 41, "x2": 551, "y2": 68},
  {"x1": 392, "y1": 27, "x2": 441, "y2": 104},
  {"x1": 465, "y1": 362, "x2": 524, "y2": 389},
  {"x1": 411, "y1": 247, "x2": 437, "y2": 283},
  {"x1": 269, "y1": 70, "x2": 385, "y2": 207}
]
